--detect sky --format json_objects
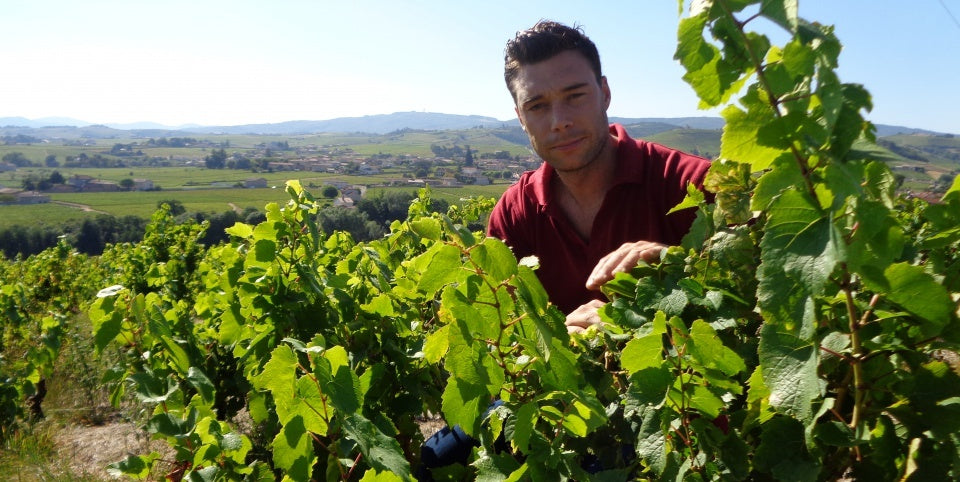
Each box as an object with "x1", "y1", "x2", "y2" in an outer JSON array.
[{"x1": 2, "y1": 0, "x2": 959, "y2": 134}]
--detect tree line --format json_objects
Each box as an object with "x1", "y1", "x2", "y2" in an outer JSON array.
[{"x1": 0, "y1": 191, "x2": 450, "y2": 259}]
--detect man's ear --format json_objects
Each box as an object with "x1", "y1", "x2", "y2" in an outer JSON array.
[{"x1": 600, "y1": 76, "x2": 611, "y2": 111}]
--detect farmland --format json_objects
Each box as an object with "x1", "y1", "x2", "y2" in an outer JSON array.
[{"x1": 2, "y1": 123, "x2": 957, "y2": 232}]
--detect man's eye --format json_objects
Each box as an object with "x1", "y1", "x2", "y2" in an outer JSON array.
[{"x1": 527, "y1": 103, "x2": 544, "y2": 111}]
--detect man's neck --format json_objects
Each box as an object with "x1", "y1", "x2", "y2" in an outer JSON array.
[
  {"x1": 554, "y1": 134, "x2": 616, "y2": 200},
  {"x1": 552, "y1": 135, "x2": 617, "y2": 241}
]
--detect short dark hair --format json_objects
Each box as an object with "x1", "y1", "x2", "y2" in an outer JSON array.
[{"x1": 504, "y1": 20, "x2": 603, "y2": 102}]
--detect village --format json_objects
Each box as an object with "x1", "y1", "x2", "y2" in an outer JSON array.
[{"x1": 0, "y1": 138, "x2": 540, "y2": 206}]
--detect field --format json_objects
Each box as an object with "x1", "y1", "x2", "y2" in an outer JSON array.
[
  {"x1": 3, "y1": 166, "x2": 408, "y2": 190},
  {"x1": 3, "y1": 126, "x2": 957, "y2": 230},
  {"x1": 0, "y1": 178, "x2": 512, "y2": 228}
]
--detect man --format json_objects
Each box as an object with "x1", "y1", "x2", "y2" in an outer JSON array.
[
  {"x1": 419, "y1": 20, "x2": 712, "y2": 476},
  {"x1": 488, "y1": 20, "x2": 712, "y2": 333}
]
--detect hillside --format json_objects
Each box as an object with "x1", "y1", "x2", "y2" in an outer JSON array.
[{"x1": 2, "y1": 113, "x2": 957, "y2": 195}]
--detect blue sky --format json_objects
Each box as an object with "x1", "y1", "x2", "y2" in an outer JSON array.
[{"x1": 2, "y1": 0, "x2": 958, "y2": 134}]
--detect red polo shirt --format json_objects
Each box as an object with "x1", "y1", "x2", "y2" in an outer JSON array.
[{"x1": 487, "y1": 124, "x2": 711, "y2": 314}]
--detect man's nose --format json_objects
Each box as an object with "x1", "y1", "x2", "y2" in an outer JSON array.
[{"x1": 551, "y1": 104, "x2": 573, "y2": 131}]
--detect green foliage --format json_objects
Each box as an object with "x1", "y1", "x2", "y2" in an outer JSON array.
[
  {"x1": 0, "y1": 239, "x2": 107, "y2": 440},
  {"x1": 3, "y1": 1, "x2": 959, "y2": 480}
]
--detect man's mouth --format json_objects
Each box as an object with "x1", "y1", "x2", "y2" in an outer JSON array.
[{"x1": 551, "y1": 136, "x2": 584, "y2": 151}]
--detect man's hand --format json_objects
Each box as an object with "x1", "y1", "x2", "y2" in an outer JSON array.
[
  {"x1": 585, "y1": 240, "x2": 666, "y2": 291},
  {"x1": 565, "y1": 299, "x2": 606, "y2": 334}
]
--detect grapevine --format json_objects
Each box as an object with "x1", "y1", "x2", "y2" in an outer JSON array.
[{"x1": 2, "y1": 1, "x2": 958, "y2": 480}]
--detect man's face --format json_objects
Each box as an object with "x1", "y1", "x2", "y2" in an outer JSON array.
[{"x1": 511, "y1": 50, "x2": 612, "y2": 174}]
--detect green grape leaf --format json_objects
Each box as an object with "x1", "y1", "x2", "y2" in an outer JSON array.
[
  {"x1": 107, "y1": 454, "x2": 155, "y2": 478},
  {"x1": 224, "y1": 222, "x2": 254, "y2": 239},
  {"x1": 341, "y1": 413, "x2": 412, "y2": 478},
  {"x1": 634, "y1": 405, "x2": 668, "y2": 475},
  {"x1": 441, "y1": 376, "x2": 488, "y2": 437},
  {"x1": 471, "y1": 237, "x2": 518, "y2": 284},
  {"x1": 744, "y1": 367, "x2": 775, "y2": 427},
  {"x1": 676, "y1": 13, "x2": 747, "y2": 108},
  {"x1": 757, "y1": 189, "x2": 842, "y2": 332},
  {"x1": 90, "y1": 296, "x2": 123, "y2": 354},
  {"x1": 423, "y1": 325, "x2": 450, "y2": 363},
  {"x1": 667, "y1": 182, "x2": 706, "y2": 214},
  {"x1": 271, "y1": 415, "x2": 315, "y2": 481},
  {"x1": 147, "y1": 408, "x2": 198, "y2": 439},
  {"x1": 249, "y1": 239, "x2": 277, "y2": 267},
  {"x1": 681, "y1": 384, "x2": 726, "y2": 419},
  {"x1": 626, "y1": 366, "x2": 673, "y2": 409},
  {"x1": 942, "y1": 173, "x2": 960, "y2": 202},
  {"x1": 474, "y1": 452, "x2": 522, "y2": 481},
  {"x1": 761, "y1": 0, "x2": 799, "y2": 31},
  {"x1": 314, "y1": 345, "x2": 361, "y2": 415},
  {"x1": 862, "y1": 262, "x2": 952, "y2": 337},
  {"x1": 290, "y1": 376, "x2": 329, "y2": 435},
  {"x1": 511, "y1": 401, "x2": 538, "y2": 453},
  {"x1": 415, "y1": 243, "x2": 463, "y2": 294},
  {"x1": 621, "y1": 334, "x2": 666, "y2": 375},
  {"x1": 255, "y1": 345, "x2": 296, "y2": 402},
  {"x1": 687, "y1": 320, "x2": 747, "y2": 376},
  {"x1": 752, "y1": 154, "x2": 804, "y2": 211},
  {"x1": 186, "y1": 367, "x2": 216, "y2": 404},
  {"x1": 721, "y1": 102, "x2": 789, "y2": 172},
  {"x1": 220, "y1": 431, "x2": 245, "y2": 452},
  {"x1": 361, "y1": 293, "x2": 395, "y2": 317},
  {"x1": 129, "y1": 372, "x2": 177, "y2": 403},
  {"x1": 534, "y1": 337, "x2": 581, "y2": 392},
  {"x1": 754, "y1": 416, "x2": 820, "y2": 481},
  {"x1": 758, "y1": 324, "x2": 819, "y2": 423},
  {"x1": 410, "y1": 217, "x2": 442, "y2": 241}
]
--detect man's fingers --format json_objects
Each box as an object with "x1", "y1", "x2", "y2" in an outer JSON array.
[
  {"x1": 564, "y1": 299, "x2": 605, "y2": 334},
  {"x1": 586, "y1": 242, "x2": 665, "y2": 290}
]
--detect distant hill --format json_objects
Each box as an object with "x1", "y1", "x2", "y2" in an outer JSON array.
[
  {"x1": 0, "y1": 116, "x2": 92, "y2": 128},
  {"x1": 181, "y1": 112, "x2": 517, "y2": 135},
  {"x1": 0, "y1": 112, "x2": 953, "y2": 139}
]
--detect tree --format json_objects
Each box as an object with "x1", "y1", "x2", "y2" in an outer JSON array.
[
  {"x1": 3, "y1": 152, "x2": 33, "y2": 167},
  {"x1": 321, "y1": 185, "x2": 339, "y2": 198},
  {"x1": 74, "y1": 219, "x2": 104, "y2": 255},
  {"x1": 157, "y1": 200, "x2": 186, "y2": 216},
  {"x1": 204, "y1": 148, "x2": 227, "y2": 169},
  {"x1": 119, "y1": 178, "x2": 136, "y2": 190},
  {"x1": 412, "y1": 160, "x2": 433, "y2": 178},
  {"x1": 316, "y1": 207, "x2": 384, "y2": 242},
  {"x1": 357, "y1": 191, "x2": 417, "y2": 226},
  {"x1": 464, "y1": 144, "x2": 474, "y2": 166},
  {"x1": 44, "y1": 155, "x2": 59, "y2": 167},
  {"x1": 48, "y1": 171, "x2": 65, "y2": 185}
]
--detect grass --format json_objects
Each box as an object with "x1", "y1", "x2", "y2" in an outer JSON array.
[
  {"x1": 50, "y1": 188, "x2": 297, "y2": 217},
  {"x1": 0, "y1": 178, "x2": 513, "y2": 229},
  {"x1": 0, "y1": 315, "x2": 122, "y2": 482},
  {"x1": 646, "y1": 129, "x2": 722, "y2": 159},
  {"x1": 0, "y1": 203, "x2": 100, "y2": 227},
  {"x1": 0, "y1": 422, "x2": 104, "y2": 481}
]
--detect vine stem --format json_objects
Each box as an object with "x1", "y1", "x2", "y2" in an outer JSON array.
[
  {"x1": 841, "y1": 272, "x2": 865, "y2": 432},
  {"x1": 715, "y1": 0, "x2": 819, "y2": 200}
]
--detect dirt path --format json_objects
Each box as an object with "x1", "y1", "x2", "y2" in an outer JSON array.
[
  {"x1": 43, "y1": 415, "x2": 446, "y2": 479},
  {"x1": 51, "y1": 200, "x2": 110, "y2": 215},
  {"x1": 52, "y1": 422, "x2": 158, "y2": 478}
]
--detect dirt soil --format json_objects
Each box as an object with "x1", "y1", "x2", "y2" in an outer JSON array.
[
  {"x1": 45, "y1": 415, "x2": 447, "y2": 479},
  {"x1": 51, "y1": 421, "x2": 169, "y2": 479}
]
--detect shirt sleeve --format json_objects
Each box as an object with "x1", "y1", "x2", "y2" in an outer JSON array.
[{"x1": 486, "y1": 184, "x2": 534, "y2": 259}]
